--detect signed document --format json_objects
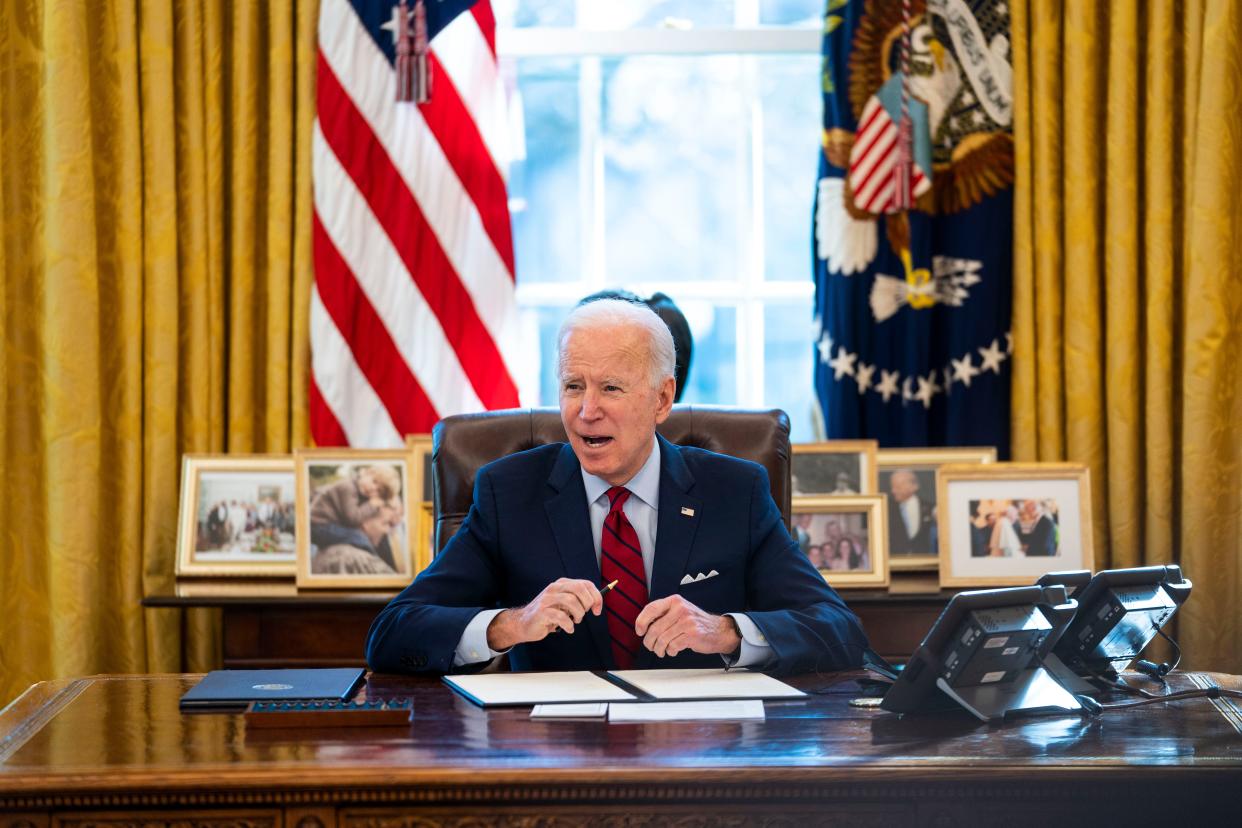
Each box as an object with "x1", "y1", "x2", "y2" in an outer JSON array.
[
  {"x1": 608, "y1": 668, "x2": 805, "y2": 701},
  {"x1": 443, "y1": 671, "x2": 638, "y2": 707}
]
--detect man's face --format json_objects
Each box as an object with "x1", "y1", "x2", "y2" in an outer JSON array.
[
  {"x1": 559, "y1": 323, "x2": 675, "y2": 486},
  {"x1": 889, "y1": 470, "x2": 919, "y2": 502}
]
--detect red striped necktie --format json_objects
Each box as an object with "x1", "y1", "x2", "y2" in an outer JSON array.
[{"x1": 599, "y1": 486, "x2": 648, "y2": 669}]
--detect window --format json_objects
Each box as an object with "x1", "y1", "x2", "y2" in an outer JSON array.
[{"x1": 498, "y1": 0, "x2": 823, "y2": 441}]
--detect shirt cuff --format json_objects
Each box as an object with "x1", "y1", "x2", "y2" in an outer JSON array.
[
  {"x1": 453, "y1": 608, "x2": 509, "y2": 667},
  {"x1": 722, "y1": 612, "x2": 773, "y2": 669}
]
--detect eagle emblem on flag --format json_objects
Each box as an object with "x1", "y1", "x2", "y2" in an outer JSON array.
[{"x1": 818, "y1": 0, "x2": 1013, "y2": 308}]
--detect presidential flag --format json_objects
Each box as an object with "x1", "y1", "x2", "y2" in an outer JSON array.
[
  {"x1": 311, "y1": 0, "x2": 520, "y2": 447},
  {"x1": 813, "y1": 0, "x2": 1013, "y2": 456}
]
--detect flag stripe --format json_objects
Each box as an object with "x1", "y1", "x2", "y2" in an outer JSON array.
[
  {"x1": 853, "y1": 128, "x2": 896, "y2": 195},
  {"x1": 313, "y1": 214, "x2": 439, "y2": 436},
  {"x1": 434, "y1": 12, "x2": 510, "y2": 187},
  {"x1": 312, "y1": 124, "x2": 486, "y2": 417},
  {"x1": 313, "y1": 0, "x2": 520, "y2": 449},
  {"x1": 854, "y1": 149, "x2": 896, "y2": 208},
  {"x1": 421, "y1": 50, "x2": 515, "y2": 273},
  {"x1": 855, "y1": 101, "x2": 885, "y2": 144},
  {"x1": 317, "y1": 0, "x2": 519, "y2": 354},
  {"x1": 316, "y1": 52, "x2": 518, "y2": 409},
  {"x1": 310, "y1": 286, "x2": 404, "y2": 447},
  {"x1": 308, "y1": 375, "x2": 349, "y2": 447},
  {"x1": 469, "y1": 1, "x2": 496, "y2": 56},
  {"x1": 852, "y1": 121, "x2": 892, "y2": 185}
]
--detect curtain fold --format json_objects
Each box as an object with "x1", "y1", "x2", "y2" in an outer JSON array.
[
  {"x1": 1012, "y1": 0, "x2": 1241, "y2": 671},
  {"x1": 0, "y1": 0, "x2": 315, "y2": 707}
]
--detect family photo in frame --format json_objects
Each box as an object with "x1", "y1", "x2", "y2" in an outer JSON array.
[
  {"x1": 295, "y1": 449, "x2": 415, "y2": 589},
  {"x1": 936, "y1": 463, "x2": 1094, "y2": 587},
  {"x1": 791, "y1": 495, "x2": 889, "y2": 589},
  {"x1": 877, "y1": 447, "x2": 997, "y2": 571},
  {"x1": 175, "y1": 455, "x2": 298, "y2": 578},
  {"x1": 791, "y1": 440, "x2": 878, "y2": 496}
]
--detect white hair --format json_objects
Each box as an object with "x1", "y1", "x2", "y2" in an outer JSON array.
[{"x1": 556, "y1": 298, "x2": 676, "y2": 390}]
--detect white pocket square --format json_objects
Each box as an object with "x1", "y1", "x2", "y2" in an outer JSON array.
[{"x1": 679, "y1": 569, "x2": 719, "y2": 585}]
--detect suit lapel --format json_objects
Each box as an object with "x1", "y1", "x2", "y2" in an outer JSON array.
[
  {"x1": 544, "y1": 443, "x2": 611, "y2": 666},
  {"x1": 649, "y1": 436, "x2": 701, "y2": 601}
]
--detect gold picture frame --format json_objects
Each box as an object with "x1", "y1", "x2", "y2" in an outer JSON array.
[
  {"x1": 418, "y1": 501, "x2": 434, "y2": 573},
  {"x1": 791, "y1": 495, "x2": 889, "y2": 589},
  {"x1": 877, "y1": 447, "x2": 998, "y2": 572},
  {"x1": 406, "y1": 433, "x2": 434, "y2": 574},
  {"x1": 791, "y1": 440, "x2": 879, "y2": 496},
  {"x1": 937, "y1": 462, "x2": 1094, "y2": 588},
  {"x1": 295, "y1": 448, "x2": 416, "y2": 589},
  {"x1": 175, "y1": 454, "x2": 298, "y2": 578}
]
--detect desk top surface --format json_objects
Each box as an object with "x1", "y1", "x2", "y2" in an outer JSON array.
[{"x1": 3, "y1": 671, "x2": 1241, "y2": 795}]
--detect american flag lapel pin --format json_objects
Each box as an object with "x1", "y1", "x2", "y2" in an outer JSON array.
[{"x1": 681, "y1": 506, "x2": 695, "y2": 517}]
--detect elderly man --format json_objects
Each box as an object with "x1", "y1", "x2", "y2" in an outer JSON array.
[
  {"x1": 365, "y1": 300, "x2": 867, "y2": 675},
  {"x1": 886, "y1": 469, "x2": 936, "y2": 556}
]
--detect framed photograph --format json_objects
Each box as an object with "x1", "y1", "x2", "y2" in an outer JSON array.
[
  {"x1": 406, "y1": 433, "x2": 434, "y2": 573},
  {"x1": 937, "y1": 463, "x2": 1094, "y2": 588},
  {"x1": 295, "y1": 449, "x2": 416, "y2": 589},
  {"x1": 791, "y1": 496, "x2": 889, "y2": 589},
  {"x1": 175, "y1": 455, "x2": 298, "y2": 578},
  {"x1": 791, "y1": 440, "x2": 879, "y2": 496},
  {"x1": 405, "y1": 433, "x2": 434, "y2": 502},
  {"x1": 877, "y1": 447, "x2": 998, "y2": 572}
]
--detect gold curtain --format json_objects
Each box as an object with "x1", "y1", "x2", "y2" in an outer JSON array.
[
  {"x1": 0, "y1": 1, "x2": 317, "y2": 706},
  {"x1": 1012, "y1": 1, "x2": 1242, "y2": 670}
]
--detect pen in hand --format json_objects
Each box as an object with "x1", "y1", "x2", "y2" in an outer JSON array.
[{"x1": 548, "y1": 580, "x2": 617, "y2": 636}]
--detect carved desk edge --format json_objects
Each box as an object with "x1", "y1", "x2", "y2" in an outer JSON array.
[
  {"x1": 3, "y1": 766, "x2": 1242, "y2": 812},
  {"x1": 4, "y1": 674, "x2": 1242, "y2": 813}
]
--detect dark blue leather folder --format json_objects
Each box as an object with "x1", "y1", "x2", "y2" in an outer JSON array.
[{"x1": 179, "y1": 667, "x2": 365, "y2": 711}]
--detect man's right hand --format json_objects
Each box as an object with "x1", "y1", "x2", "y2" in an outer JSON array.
[{"x1": 486, "y1": 578, "x2": 603, "y2": 651}]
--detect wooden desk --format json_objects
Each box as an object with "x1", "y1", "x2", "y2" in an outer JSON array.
[
  {"x1": 2, "y1": 671, "x2": 1240, "y2": 826},
  {"x1": 143, "y1": 581, "x2": 953, "y2": 668}
]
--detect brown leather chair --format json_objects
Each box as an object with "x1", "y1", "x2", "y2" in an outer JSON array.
[{"x1": 432, "y1": 405, "x2": 792, "y2": 554}]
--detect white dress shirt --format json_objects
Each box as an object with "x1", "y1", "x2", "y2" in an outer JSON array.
[
  {"x1": 900, "y1": 496, "x2": 922, "y2": 539},
  {"x1": 453, "y1": 438, "x2": 773, "y2": 668}
]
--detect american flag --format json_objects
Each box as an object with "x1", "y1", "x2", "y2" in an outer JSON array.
[{"x1": 311, "y1": 0, "x2": 520, "y2": 447}]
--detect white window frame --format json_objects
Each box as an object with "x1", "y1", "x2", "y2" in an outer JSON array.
[{"x1": 497, "y1": 23, "x2": 822, "y2": 408}]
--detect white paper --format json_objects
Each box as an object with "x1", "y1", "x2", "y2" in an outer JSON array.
[
  {"x1": 530, "y1": 703, "x2": 609, "y2": 719},
  {"x1": 607, "y1": 699, "x2": 766, "y2": 722},
  {"x1": 444, "y1": 671, "x2": 637, "y2": 706},
  {"x1": 608, "y1": 668, "x2": 805, "y2": 700}
]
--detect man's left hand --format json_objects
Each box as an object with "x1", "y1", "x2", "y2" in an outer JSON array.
[{"x1": 635, "y1": 595, "x2": 742, "y2": 658}]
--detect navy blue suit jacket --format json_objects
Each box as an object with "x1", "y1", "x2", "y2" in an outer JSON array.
[{"x1": 365, "y1": 436, "x2": 869, "y2": 675}]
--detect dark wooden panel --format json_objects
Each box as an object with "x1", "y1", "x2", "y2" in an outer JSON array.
[
  {"x1": 853, "y1": 600, "x2": 945, "y2": 661},
  {"x1": 195, "y1": 593, "x2": 945, "y2": 669},
  {"x1": 220, "y1": 606, "x2": 376, "y2": 669}
]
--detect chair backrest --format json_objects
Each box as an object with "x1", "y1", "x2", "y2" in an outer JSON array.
[{"x1": 432, "y1": 405, "x2": 792, "y2": 554}]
